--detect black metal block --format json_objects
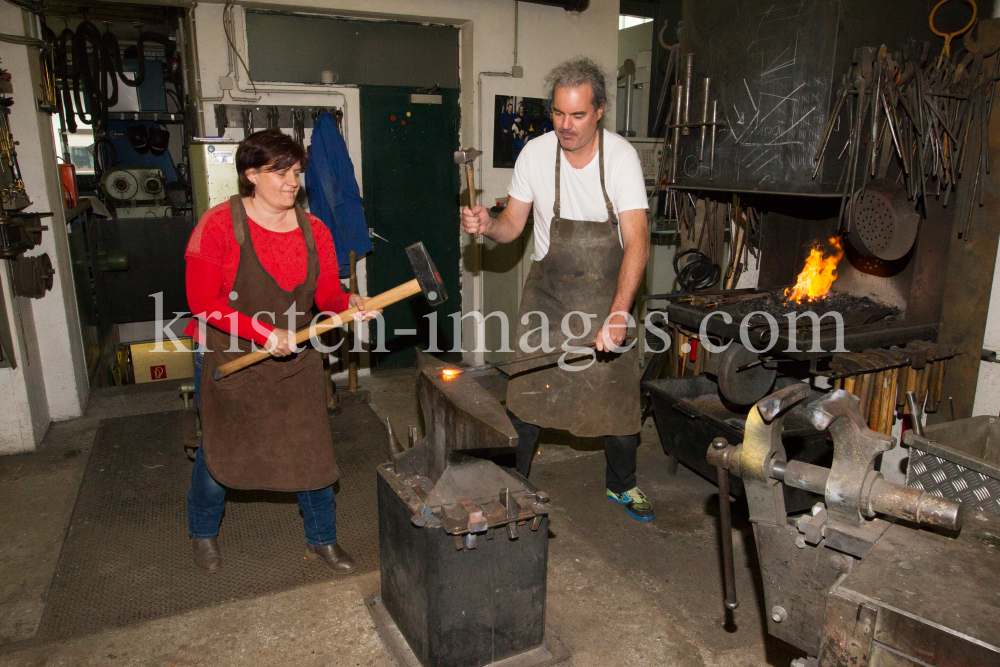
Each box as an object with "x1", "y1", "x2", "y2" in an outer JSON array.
[{"x1": 378, "y1": 472, "x2": 548, "y2": 667}]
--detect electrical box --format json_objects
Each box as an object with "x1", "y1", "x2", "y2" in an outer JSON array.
[
  {"x1": 189, "y1": 140, "x2": 240, "y2": 220},
  {"x1": 628, "y1": 138, "x2": 665, "y2": 187}
]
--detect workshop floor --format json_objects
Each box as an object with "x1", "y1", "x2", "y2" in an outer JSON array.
[{"x1": 0, "y1": 368, "x2": 803, "y2": 667}]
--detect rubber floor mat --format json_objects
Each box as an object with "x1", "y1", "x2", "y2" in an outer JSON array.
[{"x1": 35, "y1": 404, "x2": 386, "y2": 642}]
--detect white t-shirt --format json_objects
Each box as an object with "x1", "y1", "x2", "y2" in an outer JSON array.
[{"x1": 508, "y1": 129, "x2": 648, "y2": 261}]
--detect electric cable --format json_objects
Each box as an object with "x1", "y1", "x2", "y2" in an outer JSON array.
[
  {"x1": 674, "y1": 248, "x2": 720, "y2": 292},
  {"x1": 54, "y1": 27, "x2": 76, "y2": 133},
  {"x1": 223, "y1": 0, "x2": 257, "y2": 95}
]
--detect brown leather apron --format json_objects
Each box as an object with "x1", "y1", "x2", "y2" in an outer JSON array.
[
  {"x1": 507, "y1": 132, "x2": 641, "y2": 438},
  {"x1": 199, "y1": 195, "x2": 338, "y2": 492}
]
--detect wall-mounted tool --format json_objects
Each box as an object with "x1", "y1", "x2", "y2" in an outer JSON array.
[
  {"x1": 10, "y1": 254, "x2": 54, "y2": 299},
  {"x1": 617, "y1": 58, "x2": 637, "y2": 137},
  {"x1": 848, "y1": 178, "x2": 919, "y2": 260}
]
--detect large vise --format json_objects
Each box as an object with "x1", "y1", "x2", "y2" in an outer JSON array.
[{"x1": 707, "y1": 385, "x2": 999, "y2": 666}]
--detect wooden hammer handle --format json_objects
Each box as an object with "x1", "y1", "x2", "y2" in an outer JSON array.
[
  {"x1": 213, "y1": 279, "x2": 422, "y2": 380},
  {"x1": 465, "y1": 162, "x2": 478, "y2": 238}
]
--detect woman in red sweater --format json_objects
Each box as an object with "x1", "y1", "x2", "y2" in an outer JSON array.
[{"x1": 185, "y1": 129, "x2": 378, "y2": 574}]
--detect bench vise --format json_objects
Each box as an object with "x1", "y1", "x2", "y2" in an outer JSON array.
[{"x1": 707, "y1": 385, "x2": 999, "y2": 666}]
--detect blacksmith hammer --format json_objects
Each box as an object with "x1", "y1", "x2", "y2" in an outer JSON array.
[
  {"x1": 213, "y1": 242, "x2": 447, "y2": 380},
  {"x1": 454, "y1": 147, "x2": 482, "y2": 237}
]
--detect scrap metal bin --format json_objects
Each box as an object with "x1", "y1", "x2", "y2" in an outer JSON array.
[
  {"x1": 643, "y1": 375, "x2": 831, "y2": 513},
  {"x1": 904, "y1": 416, "x2": 1000, "y2": 517}
]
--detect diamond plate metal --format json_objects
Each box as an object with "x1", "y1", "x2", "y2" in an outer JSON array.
[
  {"x1": 907, "y1": 449, "x2": 1000, "y2": 517},
  {"x1": 36, "y1": 405, "x2": 384, "y2": 642}
]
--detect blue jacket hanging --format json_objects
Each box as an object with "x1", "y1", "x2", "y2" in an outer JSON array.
[{"x1": 305, "y1": 112, "x2": 372, "y2": 277}]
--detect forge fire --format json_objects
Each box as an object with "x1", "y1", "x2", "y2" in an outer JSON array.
[{"x1": 784, "y1": 237, "x2": 844, "y2": 304}]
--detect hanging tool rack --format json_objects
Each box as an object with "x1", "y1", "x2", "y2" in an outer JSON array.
[{"x1": 215, "y1": 104, "x2": 344, "y2": 136}]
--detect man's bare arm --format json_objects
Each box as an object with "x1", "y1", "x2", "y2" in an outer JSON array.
[
  {"x1": 459, "y1": 196, "x2": 532, "y2": 244},
  {"x1": 596, "y1": 208, "x2": 649, "y2": 351}
]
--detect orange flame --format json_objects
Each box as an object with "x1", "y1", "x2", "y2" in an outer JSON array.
[
  {"x1": 442, "y1": 369, "x2": 461, "y2": 380},
  {"x1": 784, "y1": 237, "x2": 843, "y2": 303}
]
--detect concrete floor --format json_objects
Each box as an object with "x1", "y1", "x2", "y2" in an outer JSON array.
[{"x1": 0, "y1": 367, "x2": 802, "y2": 666}]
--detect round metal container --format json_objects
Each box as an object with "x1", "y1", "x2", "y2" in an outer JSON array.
[{"x1": 849, "y1": 179, "x2": 919, "y2": 261}]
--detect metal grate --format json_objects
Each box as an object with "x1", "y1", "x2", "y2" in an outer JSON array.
[
  {"x1": 907, "y1": 450, "x2": 1000, "y2": 517},
  {"x1": 35, "y1": 405, "x2": 385, "y2": 642}
]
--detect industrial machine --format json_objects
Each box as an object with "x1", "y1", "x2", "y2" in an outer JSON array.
[
  {"x1": 369, "y1": 350, "x2": 566, "y2": 667},
  {"x1": 189, "y1": 139, "x2": 239, "y2": 220},
  {"x1": 100, "y1": 167, "x2": 171, "y2": 218},
  {"x1": 706, "y1": 384, "x2": 999, "y2": 666},
  {"x1": 0, "y1": 64, "x2": 54, "y2": 304}
]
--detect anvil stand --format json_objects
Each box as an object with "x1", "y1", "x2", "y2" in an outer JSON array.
[{"x1": 367, "y1": 351, "x2": 570, "y2": 667}]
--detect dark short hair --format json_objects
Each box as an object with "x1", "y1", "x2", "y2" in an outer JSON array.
[
  {"x1": 236, "y1": 129, "x2": 307, "y2": 197},
  {"x1": 546, "y1": 57, "x2": 607, "y2": 111}
]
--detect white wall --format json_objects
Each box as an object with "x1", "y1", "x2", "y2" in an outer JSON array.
[
  {"x1": 0, "y1": 5, "x2": 89, "y2": 453},
  {"x1": 191, "y1": 0, "x2": 620, "y2": 364},
  {"x1": 973, "y1": 232, "x2": 1000, "y2": 416}
]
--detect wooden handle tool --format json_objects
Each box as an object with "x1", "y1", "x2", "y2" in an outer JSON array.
[{"x1": 213, "y1": 279, "x2": 422, "y2": 380}]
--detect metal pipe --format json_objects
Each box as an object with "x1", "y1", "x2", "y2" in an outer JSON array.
[
  {"x1": 682, "y1": 53, "x2": 694, "y2": 134},
  {"x1": 868, "y1": 477, "x2": 963, "y2": 531},
  {"x1": 624, "y1": 72, "x2": 635, "y2": 136},
  {"x1": 771, "y1": 460, "x2": 829, "y2": 495},
  {"x1": 671, "y1": 84, "x2": 682, "y2": 182},
  {"x1": 712, "y1": 438, "x2": 738, "y2": 610}
]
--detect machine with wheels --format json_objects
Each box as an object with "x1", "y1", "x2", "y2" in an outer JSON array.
[
  {"x1": 707, "y1": 384, "x2": 999, "y2": 666},
  {"x1": 100, "y1": 167, "x2": 172, "y2": 218}
]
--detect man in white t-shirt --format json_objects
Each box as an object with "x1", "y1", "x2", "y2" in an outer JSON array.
[{"x1": 461, "y1": 58, "x2": 652, "y2": 521}]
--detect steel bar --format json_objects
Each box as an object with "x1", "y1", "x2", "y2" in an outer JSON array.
[
  {"x1": 711, "y1": 438, "x2": 738, "y2": 610},
  {"x1": 698, "y1": 77, "x2": 710, "y2": 162},
  {"x1": 709, "y1": 100, "x2": 718, "y2": 179}
]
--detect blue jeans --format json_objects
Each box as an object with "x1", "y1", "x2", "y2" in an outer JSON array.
[{"x1": 188, "y1": 353, "x2": 338, "y2": 546}]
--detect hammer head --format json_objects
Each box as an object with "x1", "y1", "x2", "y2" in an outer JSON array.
[
  {"x1": 405, "y1": 242, "x2": 448, "y2": 306},
  {"x1": 454, "y1": 147, "x2": 483, "y2": 165}
]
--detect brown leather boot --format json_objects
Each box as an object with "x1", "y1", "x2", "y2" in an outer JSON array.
[
  {"x1": 192, "y1": 538, "x2": 221, "y2": 572},
  {"x1": 305, "y1": 543, "x2": 356, "y2": 574}
]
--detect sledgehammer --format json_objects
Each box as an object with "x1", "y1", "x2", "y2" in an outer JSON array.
[{"x1": 212, "y1": 242, "x2": 447, "y2": 380}]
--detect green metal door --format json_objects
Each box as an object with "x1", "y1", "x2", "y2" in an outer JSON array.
[{"x1": 360, "y1": 86, "x2": 461, "y2": 369}]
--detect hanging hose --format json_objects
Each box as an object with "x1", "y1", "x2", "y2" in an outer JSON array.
[
  {"x1": 54, "y1": 27, "x2": 77, "y2": 133},
  {"x1": 674, "y1": 248, "x2": 720, "y2": 291},
  {"x1": 73, "y1": 20, "x2": 117, "y2": 130}
]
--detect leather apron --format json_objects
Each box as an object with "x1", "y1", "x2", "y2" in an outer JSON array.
[
  {"x1": 199, "y1": 195, "x2": 338, "y2": 492},
  {"x1": 507, "y1": 132, "x2": 641, "y2": 438}
]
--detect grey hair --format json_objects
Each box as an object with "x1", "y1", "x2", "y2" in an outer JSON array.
[{"x1": 545, "y1": 57, "x2": 608, "y2": 110}]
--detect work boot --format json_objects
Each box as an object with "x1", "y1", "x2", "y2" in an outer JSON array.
[
  {"x1": 306, "y1": 543, "x2": 357, "y2": 574},
  {"x1": 606, "y1": 487, "x2": 655, "y2": 521},
  {"x1": 192, "y1": 537, "x2": 222, "y2": 572}
]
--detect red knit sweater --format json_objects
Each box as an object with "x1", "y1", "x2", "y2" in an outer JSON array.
[{"x1": 183, "y1": 201, "x2": 351, "y2": 346}]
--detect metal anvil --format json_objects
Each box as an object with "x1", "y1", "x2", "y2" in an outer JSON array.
[
  {"x1": 373, "y1": 351, "x2": 561, "y2": 667},
  {"x1": 383, "y1": 350, "x2": 552, "y2": 542}
]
